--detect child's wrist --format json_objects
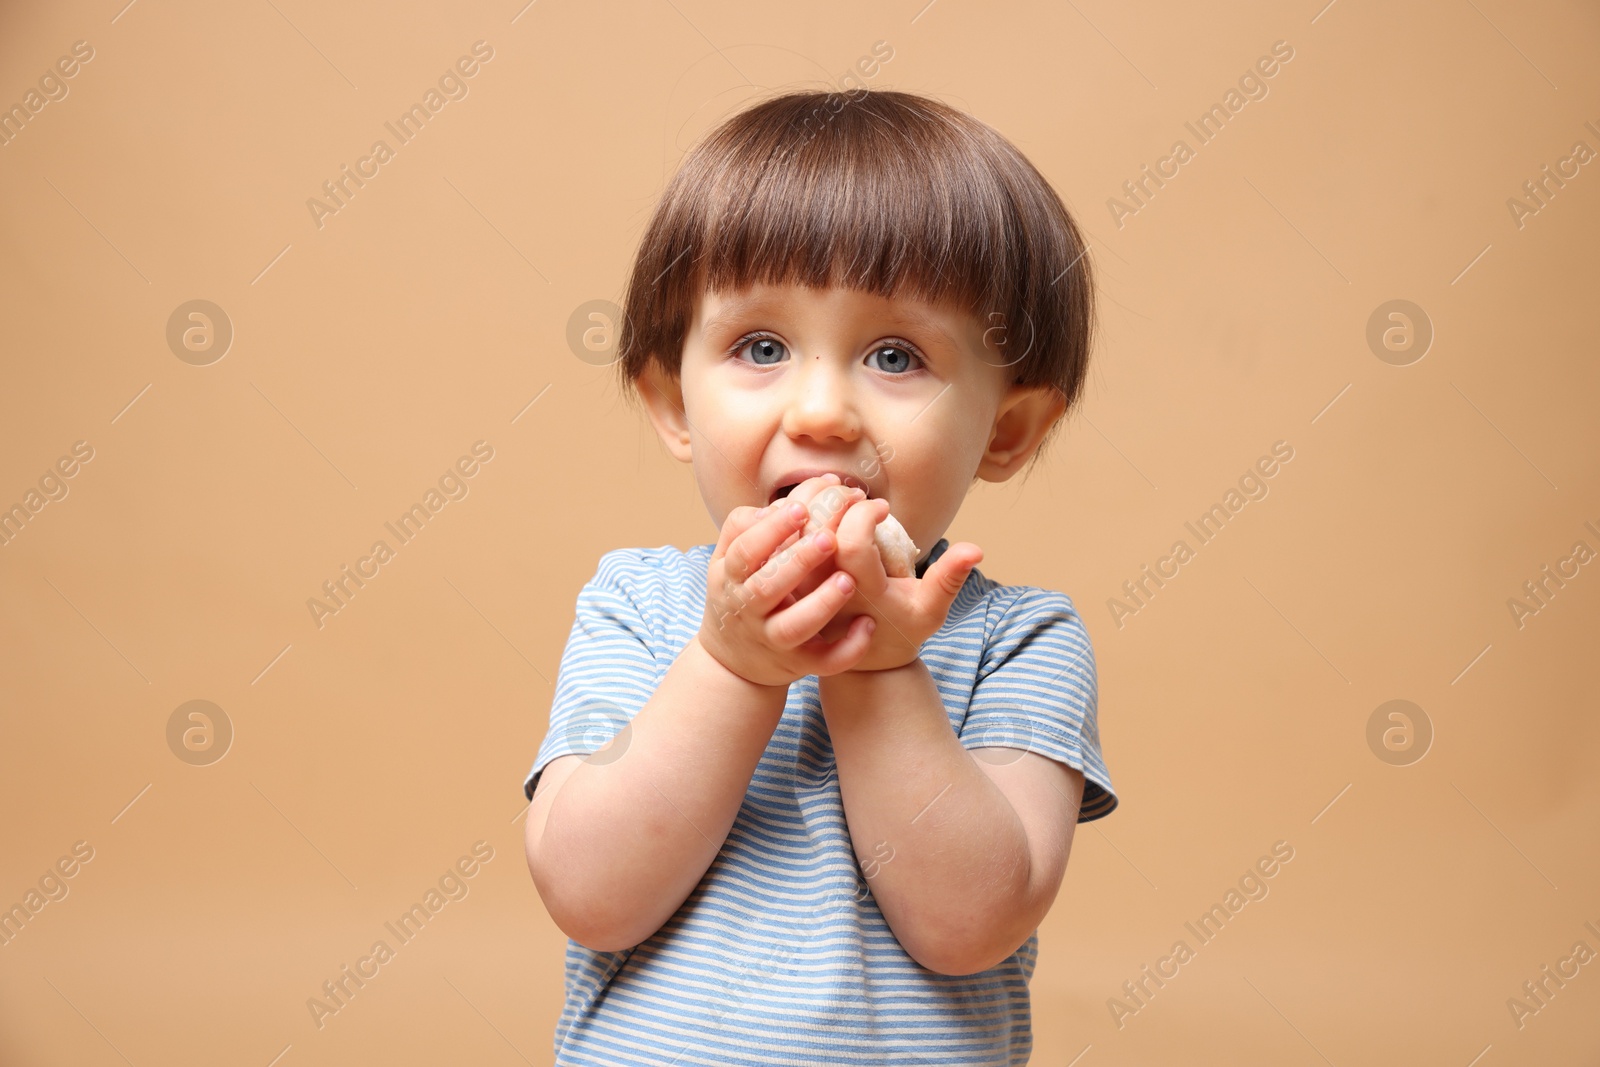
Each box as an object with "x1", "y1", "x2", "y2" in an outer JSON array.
[
  {"x1": 687, "y1": 633, "x2": 792, "y2": 694},
  {"x1": 821, "y1": 653, "x2": 924, "y2": 684}
]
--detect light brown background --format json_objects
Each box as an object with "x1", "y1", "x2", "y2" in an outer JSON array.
[{"x1": 2, "y1": 0, "x2": 1597, "y2": 1063}]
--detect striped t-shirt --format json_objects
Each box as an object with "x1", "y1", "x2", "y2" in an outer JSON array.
[{"x1": 524, "y1": 538, "x2": 1118, "y2": 1066}]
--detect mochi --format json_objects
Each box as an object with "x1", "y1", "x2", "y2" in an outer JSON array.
[{"x1": 872, "y1": 510, "x2": 920, "y2": 578}]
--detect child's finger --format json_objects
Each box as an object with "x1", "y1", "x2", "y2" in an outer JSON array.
[
  {"x1": 778, "y1": 476, "x2": 860, "y2": 527},
  {"x1": 832, "y1": 497, "x2": 890, "y2": 591},
  {"x1": 809, "y1": 613, "x2": 877, "y2": 675},
  {"x1": 798, "y1": 482, "x2": 866, "y2": 536},
  {"x1": 919, "y1": 541, "x2": 983, "y2": 617},
  {"x1": 722, "y1": 500, "x2": 810, "y2": 583},
  {"x1": 740, "y1": 522, "x2": 842, "y2": 617},
  {"x1": 712, "y1": 504, "x2": 768, "y2": 561},
  {"x1": 765, "y1": 479, "x2": 864, "y2": 562},
  {"x1": 764, "y1": 565, "x2": 858, "y2": 650}
]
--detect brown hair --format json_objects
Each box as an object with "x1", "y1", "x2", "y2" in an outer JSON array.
[{"x1": 616, "y1": 88, "x2": 1096, "y2": 458}]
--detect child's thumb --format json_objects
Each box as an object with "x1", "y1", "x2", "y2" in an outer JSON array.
[{"x1": 926, "y1": 544, "x2": 982, "y2": 603}]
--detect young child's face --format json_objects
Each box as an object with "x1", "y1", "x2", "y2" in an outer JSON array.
[{"x1": 641, "y1": 281, "x2": 1049, "y2": 562}]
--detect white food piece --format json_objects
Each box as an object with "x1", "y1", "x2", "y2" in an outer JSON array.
[{"x1": 873, "y1": 510, "x2": 919, "y2": 578}]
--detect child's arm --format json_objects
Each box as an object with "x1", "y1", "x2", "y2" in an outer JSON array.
[
  {"x1": 525, "y1": 634, "x2": 788, "y2": 952},
  {"x1": 819, "y1": 660, "x2": 1086, "y2": 976},
  {"x1": 525, "y1": 476, "x2": 876, "y2": 952}
]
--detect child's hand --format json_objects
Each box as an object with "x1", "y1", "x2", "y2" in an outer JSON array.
[
  {"x1": 808, "y1": 495, "x2": 983, "y2": 672},
  {"x1": 698, "y1": 474, "x2": 876, "y2": 686}
]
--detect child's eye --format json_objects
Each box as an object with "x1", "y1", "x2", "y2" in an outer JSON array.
[
  {"x1": 731, "y1": 334, "x2": 788, "y2": 366},
  {"x1": 866, "y1": 342, "x2": 924, "y2": 375},
  {"x1": 728, "y1": 333, "x2": 925, "y2": 374}
]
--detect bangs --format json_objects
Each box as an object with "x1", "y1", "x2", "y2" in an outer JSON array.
[
  {"x1": 618, "y1": 88, "x2": 1094, "y2": 409},
  {"x1": 688, "y1": 94, "x2": 1017, "y2": 318}
]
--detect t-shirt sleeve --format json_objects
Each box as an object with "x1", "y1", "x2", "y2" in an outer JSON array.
[
  {"x1": 522, "y1": 550, "x2": 663, "y2": 801},
  {"x1": 959, "y1": 586, "x2": 1118, "y2": 822}
]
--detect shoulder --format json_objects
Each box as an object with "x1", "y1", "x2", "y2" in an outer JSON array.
[
  {"x1": 589, "y1": 543, "x2": 709, "y2": 592},
  {"x1": 995, "y1": 582, "x2": 1087, "y2": 631},
  {"x1": 964, "y1": 574, "x2": 1093, "y2": 671},
  {"x1": 578, "y1": 545, "x2": 713, "y2": 635},
  {"x1": 952, "y1": 567, "x2": 1087, "y2": 636}
]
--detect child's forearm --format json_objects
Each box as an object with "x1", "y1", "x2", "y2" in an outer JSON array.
[
  {"x1": 531, "y1": 635, "x2": 788, "y2": 952},
  {"x1": 818, "y1": 659, "x2": 1036, "y2": 975}
]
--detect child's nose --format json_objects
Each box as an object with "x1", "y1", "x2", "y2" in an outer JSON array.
[{"x1": 781, "y1": 361, "x2": 861, "y2": 441}]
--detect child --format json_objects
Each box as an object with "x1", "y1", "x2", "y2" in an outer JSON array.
[{"x1": 522, "y1": 87, "x2": 1118, "y2": 1065}]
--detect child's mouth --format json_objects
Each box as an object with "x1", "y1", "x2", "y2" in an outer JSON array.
[{"x1": 768, "y1": 474, "x2": 875, "y2": 504}]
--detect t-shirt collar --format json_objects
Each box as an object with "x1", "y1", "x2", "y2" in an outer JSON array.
[{"x1": 915, "y1": 538, "x2": 950, "y2": 579}]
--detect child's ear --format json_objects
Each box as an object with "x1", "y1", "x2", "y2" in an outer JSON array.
[
  {"x1": 637, "y1": 357, "x2": 694, "y2": 464},
  {"x1": 975, "y1": 383, "x2": 1068, "y2": 483}
]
